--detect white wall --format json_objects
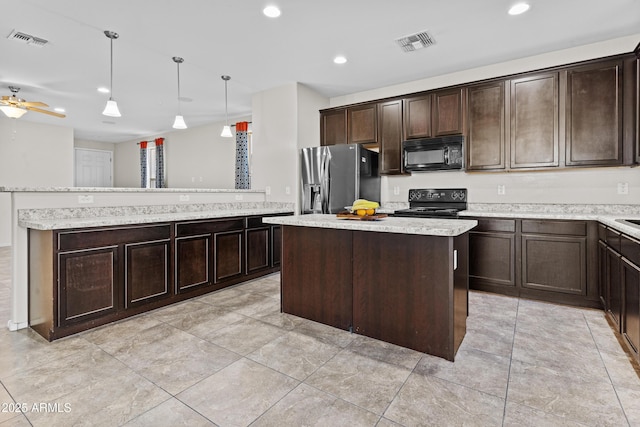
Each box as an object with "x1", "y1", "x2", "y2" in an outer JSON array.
[
  {"x1": 113, "y1": 116, "x2": 249, "y2": 188},
  {"x1": 330, "y1": 34, "x2": 640, "y2": 206},
  {"x1": 251, "y1": 83, "x2": 329, "y2": 209},
  {"x1": 74, "y1": 139, "x2": 116, "y2": 152},
  {"x1": 0, "y1": 118, "x2": 74, "y2": 246}
]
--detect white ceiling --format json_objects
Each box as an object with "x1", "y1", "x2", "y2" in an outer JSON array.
[{"x1": 2, "y1": 0, "x2": 639, "y2": 143}]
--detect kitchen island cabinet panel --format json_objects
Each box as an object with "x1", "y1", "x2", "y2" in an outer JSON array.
[
  {"x1": 510, "y1": 73, "x2": 559, "y2": 169},
  {"x1": 125, "y1": 239, "x2": 170, "y2": 308},
  {"x1": 59, "y1": 247, "x2": 118, "y2": 325},
  {"x1": 175, "y1": 235, "x2": 211, "y2": 292},
  {"x1": 281, "y1": 226, "x2": 353, "y2": 331},
  {"x1": 623, "y1": 258, "x2": 640, "y2": 357},
  {"x1": 214, "y1": 231, "x2": 244, "y2": 282},
  {"x1": 353, "y1": 232, "x2": 455, "y2": 358},
  {"x1": 271, "y1": 226, "x2": 282, "y2": 267},
  {"x1": 565, "y1": 60, "x2": 623, "y2": 166},
  {"x1": 607, "y1": 246, "x2": 623, "y2": 330}
]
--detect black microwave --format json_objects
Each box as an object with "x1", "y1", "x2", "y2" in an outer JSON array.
[{"x1": 403, "y1": 135, "x2": 464, "y2": 172}]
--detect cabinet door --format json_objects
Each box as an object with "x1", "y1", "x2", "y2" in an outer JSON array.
[
  {"x1": 623, "y1": 258, "x2": 640, "y2": 357},
  {"x1": 403, "y1": 95, "x2": 432, "y2": 139},
  {"x1": 125, "y1": 239, "x2": 170, "y2": 308},
  {"x1": 320, "y1": 109, "x2": 347, "y2": 146},
  {"x1": 378, "y1": 100, "x2": 404, "y2": 175},
  {"x1": 469, "y1": 232, "x2": 516, "y2": 289},
  {"x1": 215, "y1": 230, "x2": 244, "y2": 282},
  {"x1": 433, "y1": 88, "x2": 465, "y2": 136},
  {"x1": 348, "y1": 104, "x2": 377, "y2": 144},
  {"x1": 521, "y1": 234, "x2": 586, "y2": 295},
  {"x1": 175, "y1": 234, "x2": 211, "y2": 292},
  {"x1": 271, "y1": 225, "x2": 282, "y2": 267},
  {"x1": 58, "y1": 247, "x2": 118, "y2": 326},
  {"x1": 510, "y1": 73, "x2": 559, "y2": 168},
  {"x1": 246, "y1": 227, "x2": 270, "y2": 273},
  {"x1": 566, "y1": 60, "x2": 623, "y2": 166},
  {"x1": 606, "y1": 246, "x2": 623, "y2": 331},
  {"x1": 466, "y1": 82, "x2": 506, "y2": 170}
]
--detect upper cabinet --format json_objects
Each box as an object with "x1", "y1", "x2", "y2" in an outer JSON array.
[
  {"x1": 378, "y1": 100, "x2": 404, "y2": 175},
  {"x1": 320, "y1": 108, "x2": 347, "y2": 146},
  {"x1": 565, "y1": 60, "x2": 623, "y2": 166},
  {"x1": 348, "y1": 104, "x2": 377, "y2": 145},
  {"x1": 466, "y1": 81, "x2": 506, "y2": 171},
  {"x1": 404, "y1": 88, "x2": 465, "y2": 140},
  {"x1": 510, "y1": 72, "x2": 559, "y2": 169},
  {"x1": 433, "y1": 88, "x2": 466, "y2": 136}
]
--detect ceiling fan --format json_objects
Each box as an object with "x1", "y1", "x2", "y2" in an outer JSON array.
[{"x1": 0, "y1": 86, "x2": 65, "y2": 119}]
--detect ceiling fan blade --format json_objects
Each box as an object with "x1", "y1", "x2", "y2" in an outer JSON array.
[
  {"x1": 21, "y1": 101, "x2": 48, "y2": 107},
  {"x1": 26, "y1": 106, "x2": 65, "y2": 118}
]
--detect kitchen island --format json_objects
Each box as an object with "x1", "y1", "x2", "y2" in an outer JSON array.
[{"x1": 263, "y1": 214, "x2": 477, "y2": 361}]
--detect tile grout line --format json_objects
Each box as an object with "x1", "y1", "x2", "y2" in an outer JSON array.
[{"x1": 501, "y1": 297, "x2": 519, "y2": 427}]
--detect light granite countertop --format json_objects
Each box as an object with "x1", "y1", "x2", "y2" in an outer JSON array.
[
  {"x1": 263, "y1": 214, "x2": 477, "y2": 237},
  {"x1": 20, "y1": 208, "x2": 294, "y2": 230}
]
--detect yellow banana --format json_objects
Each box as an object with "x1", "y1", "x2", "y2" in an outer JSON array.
[{"x1": 351, "y1": 199, "x2": 379, "y2": 212}]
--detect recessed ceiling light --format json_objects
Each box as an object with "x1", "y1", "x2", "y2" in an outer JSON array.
[
  {"x1": 334, "y1": 56, "x2": 347, "y2": 65},
  {"x1": 263, "y1": 5, "x2": 281, "y2": 18},
  {"x1": 97, "y1": 87, "x2": 110, "y2": 94},
  {"x1": 508, "y1": 2, "x2": 530, "y2": 15},
  {"x1": 54, "y1": 107, "x2": 65, "y2": 113}
]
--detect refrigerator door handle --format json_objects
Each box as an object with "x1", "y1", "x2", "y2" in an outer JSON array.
[{"x1": 320, "y1": 149, "x2": 331, "y2": 214}]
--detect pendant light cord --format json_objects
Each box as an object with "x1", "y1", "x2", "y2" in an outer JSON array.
[
  {"x1": 109, "y1": 37, "x2": 114, "y2": 100},
  {"x1": 224, "y1": 79, "x2": 229, "y2": 125},
  {"x1": 176, "y1": 61, "x2": 181, "y2": 114}
]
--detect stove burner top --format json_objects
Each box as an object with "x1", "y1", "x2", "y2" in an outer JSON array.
[{"x1": 393, "y1": 188, "x2": 468, "y2": 218}]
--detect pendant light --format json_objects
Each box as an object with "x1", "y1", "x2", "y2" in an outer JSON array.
[
  {"x1": 220, "y1": 75, "x2": 233, "y2": 137},
  {"x1": 102, "y1": 30, "x2": 121, "y2": 117},
  {"x1": 172, "y1": 56, "x2": 187, "y2": 129}
]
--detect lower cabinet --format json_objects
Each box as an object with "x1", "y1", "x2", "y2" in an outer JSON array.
[
  {"x1": 469, "y1": 217, "x2": 598, "y2": 307},
  {"x1": 29, "y1": 213, "x2": 288, "y2": 341}
]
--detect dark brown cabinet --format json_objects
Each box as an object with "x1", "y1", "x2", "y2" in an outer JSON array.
[
  {"x1": 125, "y1": 239, "x2": 170, "y2": 308},
  {"x1": 469, "y1": 218, "x2": 516, "y2": 293},
  {"x1": 466, "y1": 81, "x2": 506, "y2": 170},
  {"x1": 403, "y1": 95, "x2": 431, "y2": 139},
  {"x1": 622, "y1": 257, "x2": 640, "y2": 356},
  {"x1": 348, "y1": 104, "x2": 377, "y2": 145},
  {"x1": 510, "y1": 72, "x2": 559, "y2": 169},
  {"x1": 521, "y1": 223, "x2": 586, "y2": 295},
  {"x1": 403, "y1": 89, "x2": 465, "y2": 140},
  {"x1": 565, "y1": 60, "x2": 624, "y2": 166},
  {"x1": 320, "y1": 108, "x2": 347, "y2": 146},
  {"x1": 29, "y1": 213, "x2": 288, "y2": 341},
  {"x1": 58, "y1": 247, "x2": 119, "y2": 326},
  {"x1": 378, "y1": 99, "x2": 404, "y2": 175},
  {"x1": 433, "y1": 88, "x2": 465, "y2": 136},
  {"x1": 469, "y1": 217, "x2": 598, "y2": 308}
]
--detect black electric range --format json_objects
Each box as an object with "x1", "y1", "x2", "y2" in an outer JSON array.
[{"x1": 393, "y1": 188, "x2": 467, "y2": 218}]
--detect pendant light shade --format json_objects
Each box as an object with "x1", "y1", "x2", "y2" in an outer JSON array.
[
  {"x1": 221, "y1": 75, "x2": 232, "y2": 138},
  {"x1": 102, "y1": 30, "x2": 121, "y2": 117},
  {"x1": 172, "y1": 56, "x2": 187, "y2": 129},
  {"x1": 173, "y1": 115, "x2": 187, "y2": 129}
]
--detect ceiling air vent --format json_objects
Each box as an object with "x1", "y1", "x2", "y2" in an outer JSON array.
[
  {"x1": 395, "y1": 30, "x2": 435, "y2": 52},
  {"x1": 6, "y1": 29, "x2": 48, "y2": 47}
]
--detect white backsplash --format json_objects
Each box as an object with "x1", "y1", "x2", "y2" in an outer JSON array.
[{"x1": 382, "y1": 166, "x2": 640, "y2": 205}]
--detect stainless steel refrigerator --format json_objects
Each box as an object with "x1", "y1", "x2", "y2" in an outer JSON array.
[{"x1": 300, "y1": 144, "x2": 380, "y2": 214}]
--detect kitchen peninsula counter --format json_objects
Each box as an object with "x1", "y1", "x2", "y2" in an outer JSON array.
[{"x1": 264, "y1": 214, "x2": 476, "y2": 361}]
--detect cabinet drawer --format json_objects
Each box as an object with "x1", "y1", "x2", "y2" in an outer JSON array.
[
  {"x1": 58, "y1": 224, "x2": 171, "y2": 251},
  {"x1": 176, "y1": 218, "x2": 244, "y2": 237},
  {"x1": 471, "y1": 218, "x2": 516, "y2": 233},
  {"x1": 621, "y1": 234, "x2": 640, "y2": 266},
  {"x1": 598, "y1": 223, "x2": 607, "y2": 241},
  {"x1": 521, "y1": 220, "x2": 586, "y2": 236}
]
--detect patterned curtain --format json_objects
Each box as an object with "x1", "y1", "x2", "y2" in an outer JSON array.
[
  {"x1": 235, "y1": 121, "x2": 250, "y2": 189},
  {"x1": 155, "y1": 137, "x2": 165, "y2": 188},
  {"x1": 140, "y1": 141, "x2": 148, "y2": 188}
]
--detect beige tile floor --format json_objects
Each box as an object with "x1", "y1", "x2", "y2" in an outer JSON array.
[{"x1": 1, "y1": 245, "x2": 640, "y2": 426}]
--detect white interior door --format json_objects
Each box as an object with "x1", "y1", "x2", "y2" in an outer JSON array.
[{"x1": 74, "y1": 148, "x2": 113, "y2": 187}]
